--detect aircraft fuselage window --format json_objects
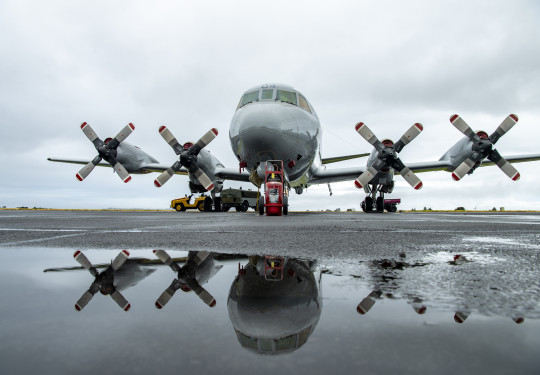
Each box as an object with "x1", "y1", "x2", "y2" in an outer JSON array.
[
  {"x1": 238, "y1": 91, "x2": 259, "y2": 108},
  {"x1": 261, "y1": 89, "x2": 274, "y2": 100},
  {"x1": 298, "y1": 94, "x2": 312, "y2": 113},
  {"x1": 276, "y1": 90, "x2": 297, "y2": 106}
]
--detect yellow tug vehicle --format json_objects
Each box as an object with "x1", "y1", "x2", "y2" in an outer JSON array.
[{"x1": 170, "y1": 195, "x2": 207, "y2": 212}]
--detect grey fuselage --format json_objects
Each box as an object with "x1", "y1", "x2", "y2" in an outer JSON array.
[{"x1": 229, "y1": 84, "x2": 321, "y2": 187}]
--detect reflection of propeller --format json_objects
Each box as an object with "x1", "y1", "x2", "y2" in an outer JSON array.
[
  {"x1": 76, "y1": 122, "x2": 135, "y2": 183},
  {"x1": 450, "y1": 114, "x2": 520, "y2": 181},
  {"x1": 354, "y1": 122, "x2": 423, "y2": 190},
  {"x1": 153, "y1": 250, "x2": 216, "y2": 309},
  {"x1": 73, "y1": 250, "x2": 131, "y2": 311},
  {"x1": 154, "y1": 127, "x2": 218, "y2": 190}
]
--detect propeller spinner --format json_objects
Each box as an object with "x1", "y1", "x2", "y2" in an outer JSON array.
[
  {"x1": 76, "y1": 122, "x2": 135, "y2": 183},
  {"x1": 354, "y1": 122, "x2": 424, "y2": 190},
  {"x1": 449, "y1": 114, "x2": 520, "y2": 181},
  {"x1": 73, "y1": 250, "x2": 131, "y2": 311},
  {"x1": 154, "y1": 127, "x2": 218, "y2": 190}
]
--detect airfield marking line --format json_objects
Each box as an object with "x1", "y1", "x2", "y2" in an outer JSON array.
[{"x1": 0, "y1": 233, "x2": 87, "y2": 246}]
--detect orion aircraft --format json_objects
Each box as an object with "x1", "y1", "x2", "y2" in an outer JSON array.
[{"x1": 48, "y1": 83, "x2": 540, "y2": 212}]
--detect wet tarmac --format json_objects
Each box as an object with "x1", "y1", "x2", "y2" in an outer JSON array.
[{"x1": 0, "y1": 210, "x2": 539, "y2": 374}]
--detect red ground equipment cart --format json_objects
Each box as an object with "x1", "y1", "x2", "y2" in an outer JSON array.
[{"x1": 258, "y1": 160, "x2": 288, "y2": 216}]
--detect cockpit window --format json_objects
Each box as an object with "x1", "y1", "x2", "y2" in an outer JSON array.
[
  {"x1": 238, "y1": 91, "x2": 259, "y2": 108},
  {"x1": 261, "y1": 89, "x2": 274, "y2": 100},
  {"x1": 276, "y1": 90, "x2": 297, "y2": 106},
  {"x1": 298, "y1": 94, "x2": 311, "y2": 113},
  {"x1": 276, "y1": 334, "x2": 297, "y2": 350}
]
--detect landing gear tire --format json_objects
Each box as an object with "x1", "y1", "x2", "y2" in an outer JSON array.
[
  {"x1": 376, "y1": 197, "x2": 384, "y2": 212},
  {"x1": 175, "y1": 203, "x2": 186, "y2": 212},
  {"x1": 283, "y1": 196, "x2": 288, "y2": 215},
  {"x1": 364, "y1": 197, "x2": 373, "y2": 212},
  {"x1": 222, "y1": 206, "x2": 230, "y2": 212}
]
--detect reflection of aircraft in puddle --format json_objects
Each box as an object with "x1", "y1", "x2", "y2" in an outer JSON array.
[
  {"x1": 153, "y1": 250, "x2": 221, "y2": 309},
  {"x1": 44, "y1": 250, "x2": 159, "y2": 311},
  {"x1": 228, "y1": 256, "x2": 322, "y2": 355},
  {"x1": 356, "y1": 254, "x2": 428, "y2": 316},
  {"x1": 355, "y1": 253, "x2": 528, "y2": 324},
  {"x1": 44, "y1": 250, "x2": 532, "y2": 326},
  {"x1": 72, "y1": 250, "x2": 132, "y2": 311}
]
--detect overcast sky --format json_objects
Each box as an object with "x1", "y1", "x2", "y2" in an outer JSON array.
[{"x1": 1, "y1": 0, "x2": 539, "y2": 211}]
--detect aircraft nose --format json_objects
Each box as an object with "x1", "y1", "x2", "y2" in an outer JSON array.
[
  {"x1": 230, "y1": 103, "x2": 300, "y2": 165},
  {"x1": 233, "y1": 102, "x2": 297, "y2": 136}
]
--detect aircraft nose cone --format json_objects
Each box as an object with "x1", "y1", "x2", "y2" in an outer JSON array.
[
  {"x1": 230, "y1": 103, "x2": 299, "y2": 163},
  {"x1": 233, "y1": 103, "x2": 297, "y2": 136}
]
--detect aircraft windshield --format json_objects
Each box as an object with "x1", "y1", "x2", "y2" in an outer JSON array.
[
  {"x1": 298, "y1": 94, "x2": 311, "y2": 113},
  {"x1": 238, "y1": 91, "x2": 259, "y2": 108},
  {"x1": 277, "y1": 90, "x2": 297, "y2": 106},
  {"x1": 261, "y1": 89, "x2": 273, "y2": 100}
]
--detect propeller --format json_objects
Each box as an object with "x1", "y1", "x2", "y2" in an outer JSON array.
[
  {"x1": 354, "y1": 122, "x2": 424, "y2": 190},
  {"x1": 154, "y1": 127, "x2": 218, "y2": 190},
  {"x1": 449, "y1": 114, "x2": 520, "y2": 181},
  {"x1": 76, "y1": 122, "x2": 135, "y2": 183},
  {"x1": 73, "y1": 250, "x2": 131, "y2": 311},
  {"x1": 153, "y1": 250, "x2": 216, "y2": 309}
]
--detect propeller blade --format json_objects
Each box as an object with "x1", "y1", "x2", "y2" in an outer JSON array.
[
  {"x1": 394, "y1": 123, "x2": 423, "y2": 153},
  {"x1": 112, "y1": 123, "x2": 135, "y2": 144},
  {"x1": 397, "y1": 165, "x2": 423, "y2": 190},
  {"x1": 75, "y1": 290, "x2": 94, "y2": 311},
  {"x1": 355, "y1": 122, "x2": 383, "y2": 149},
  {"x1": 153, "y1": 250, "x2": 182, "y2": 272},
  {"x1": 112, "y1": 162, "x2": 132, "y2": 183},
  {"x1": 191, "y1": 252, "x2": 211, "y2": 266},
  {"x1": 194, "y1": 286, "x2": 216, "y2": 307},
  {"x1": 489, "y1": 114, "x2": 518, "y2": 144},
  {"x1": 154, "y1": 168, "x2": 174, "y2": 187},
  {"x1": 155, "y1": 279, "x2": 182, "y2": 309},
  {"x1": 194, "y1": 128, "x2": 219, "y2": 152},
  {"x1": 111, "y1": 250, "x2": 130, "y2": 271},
  {"x1": 80, "y1": 122, "x2": 100, "y2": 145},
  {"x1": 76, "y1": 156, "x2": 102, "y2": 181},
  {"x1": 354, "y1": 166, "x2": 378, "y2": 189},
  {"x1": 110, "y1": 290, "x2": 131, "y2": 311},
  {"x1": 159, "y1": 126, "x2": 182, "y2": 153},
  {"x1": 193, "y1": 168, "x2": 215, "y2": 191},
  {"x1": 73, "y1": 250, "x2": 92, "y2": 269},
  {"x1": 488, "y1": 149, "x2": 520, "y2": 181},
  {"x1": 450, "y1": 114, "x2": 477, "y2": 141},
  {"x1": 452, "y1": 158, "x2": 476, "y2": 181}
]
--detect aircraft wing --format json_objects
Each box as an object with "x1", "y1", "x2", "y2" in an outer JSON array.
[
  {"x1": 47, "y1": 157, "x2": 189, "y2": 175},
  {"x1": 479, "y1": 153, "x2": 540, "y2": 167},
  {"x1": 310, "y1": 166, "x2": 367, "y2": 184},
  {"x1": 310, "y1": 160, "x2": 454, "y2": 183},
  {"x1": 321, "y1": 153, "x2": 370, "y2": 164},
  {"x1": 400, "y1": 154, "x2": 540, "y2": 174}
]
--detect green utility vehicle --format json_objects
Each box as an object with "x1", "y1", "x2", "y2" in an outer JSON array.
[{"x1": 220, "y1": 188, "x2": 258, "y2": 212}]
